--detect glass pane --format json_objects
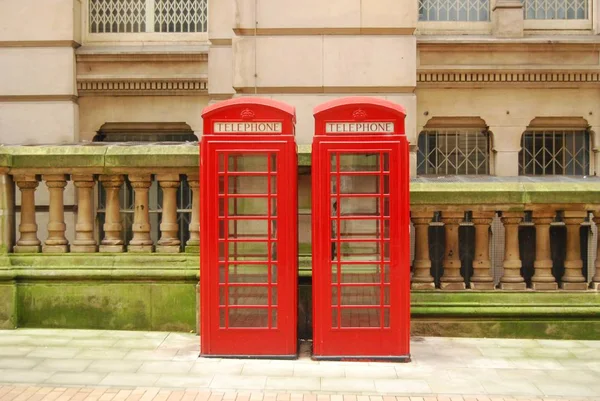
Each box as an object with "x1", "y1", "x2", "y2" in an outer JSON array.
[
  {"x1": 225, "y1": 176, "x2": 276, "y2": 194},
  {"x1": 334, "y1": 264, "x2": 385, "y2": 283},
  {"x1": 227, "y1": 286, "x2": 270, "y2": 306},
  {"x1": 227, "y1": 242, "x2": 269, "y2": 260},
  {"x1": 335, "y1": 197, "x2": 380, "y2": 216},
  {"x1": 228, "y1": 155, "x2": 272, "y2": 172},
  {"x1": 221, "y1": 264, "x2": 272, "y2": 284},
  {"x1": 229, "y1": 308, "x2": 269, "y2": 328},
  {"x1": 331, "y1": 175, "x2": 388, "y2": 195},
  {"x1": 219, "y1": 198, "x2": 275, "y2": 216},
  {"x1": 219, "y1": 219, "x2": 277, "y2": 238},
  {"x1": 340, "y1": 308, "x2": 381, "y2": 328},
  {"x1": 339, "y1": 286, "x2": 382, "y2": 306},
  {"x1": 338, "y1": 242, "x2": 381, "y2": 260},
  {"x1": 271, "y1": 309, "x2": 277, "y2": 328},
  {"x1": 339, "y1": 154, "x2": 381, "y2": 172},
  {"x1": 334, "y1": 219, "x2": 389, "y2": 240}
]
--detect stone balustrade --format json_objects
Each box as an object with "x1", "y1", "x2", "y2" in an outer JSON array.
[{"x1": 1, "y1": 145, "x2": 599, "y2": 291}]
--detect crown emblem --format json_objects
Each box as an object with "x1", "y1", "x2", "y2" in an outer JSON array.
[
  {"x1": 352, "y1": 108, "x2": 368, "y2": 121},
  {"x1": 240, "y1": 108, "x2": 255, "y2": 120}
]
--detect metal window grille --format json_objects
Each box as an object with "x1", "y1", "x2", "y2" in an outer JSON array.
[
  {"x1": 417, "y1": 129, "x2": 490, "y2": 175},
  {"x1": 519, "y1": 130, "x2": 590, "y2": 176},
  {"x1": 418, "y1": 0, "x2": 490, "y2": 21},
  {"x1": 89, "y1": 0, "x2": 207, "y2": 33},
  {"x1": 523, "y1": 0, "x2": 588, "y2": 19}
]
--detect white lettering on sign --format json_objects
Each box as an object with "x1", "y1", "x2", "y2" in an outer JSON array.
[
  {"x1": 325, "y1": 122, "x2": 395, "y2": 134},
  {"x1": 214, "y1": 122, "x2": 282, "y2": 133}
]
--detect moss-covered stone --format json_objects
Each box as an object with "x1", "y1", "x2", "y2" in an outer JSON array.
[
  {"x1": 297, "y1": 145, "x2": 311, "y2": 166},
  {"x1": 8, "y1": 145, "x2": 107, "y2": 169},
  {"x1": 0, "y1": 283, "x2": 16, "y2": 329},
  {"x1": 17, "y1": 282, "x2": 196, "y2": 332},
  {"x1": 104, "y1": 143, "x2": 199, "y2": 169}
]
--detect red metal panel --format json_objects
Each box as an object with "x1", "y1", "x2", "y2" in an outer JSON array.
[
  {"x1": 312, "y1": 97, "x2": 410, "y2": 361},
  {"x1": 200, "y1": 98, "x2": 297, "y2": 358}
]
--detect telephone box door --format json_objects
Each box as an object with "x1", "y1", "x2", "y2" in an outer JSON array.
[
  {"x1": 200, "y1": 98, "x2": 297, "y2": 358},
  {"x1": 312, "y1": 98, "x2": 410, "y2": 361}
]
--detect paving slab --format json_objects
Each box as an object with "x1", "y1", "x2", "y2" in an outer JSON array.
[
  {"x1": 86, "y1": 360, "x2": 143, "y2": 373},
  {"x1": 264, "y1": 377, "x2": 321, "y2": 391},
  {"x1": 34, "y1": 359, "x2": 92, "y2": 373},
  {"x1": 373, "y1": 379, "x2": 431, "y2": 394},
  {"x1": 153, "y1": 375, "x2": 213, "y2": 388},
  {"x1": 99, "y1": 373, "x2": 161, "y2": 387},
  {"x1": 320, "y1": 379, "x2": 376, "y2": 393},
  {"x1": 44, "y1": 372, "x2": 107, "y2": 386},
  {"x1": 138, "y1": 361, "x2": 194, "y2": 375}
]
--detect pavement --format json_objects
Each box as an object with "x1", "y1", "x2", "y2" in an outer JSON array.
[{"x1": 0, "y1": 329, "x2": 599, "y2": 401}]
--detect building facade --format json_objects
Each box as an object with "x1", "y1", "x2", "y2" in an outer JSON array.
[{"x1": 1, "y1": 0, "x2": 600, "y2": 338}]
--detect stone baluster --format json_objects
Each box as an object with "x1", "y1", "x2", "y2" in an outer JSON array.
[
  {"x1": 499, "y1": 211, "x2": 526, "y2": 290},
  {"x1": 99, "y1": 175, "x2": 124, "y2": 253},
  {"x1": 14, "y1": 175, "x2": 41, "y2": 253},
  {"x1": 157, "y1": 174, "x2": 181, "y2": 253},
  {"x1": 470, "y1": 211, "x2": 495, "y2": 290},
  {"x1": 42, "y1": 174, "x2": 69, "y2": 253},
  {"x1": 411, "y1": 211, "x2": 434, "y2": 289},
  {"x1": 71, "y1": 175, "x2": 97, "y2": 253},
  {"x1": 185, "y1": 174, "x2": 200, "y2": 253},
  {"x1": 128, "y1": 174, "x2": 153, "y2": 252},
  {"x1": 440, "y1": 211, "x2": 466, "y2": 290},
  {"x1": 561, "y1": 211, "x2": 588, "y2": 290},
  {"x1": 531, "y1": 210, "x2": 558, "y2": 290},
  {"x1": 592, "y1": 211, "x2": 600, "y2": 291}
]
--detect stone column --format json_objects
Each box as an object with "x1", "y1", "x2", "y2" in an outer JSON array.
[
  {"x1": 157, "y1": 174, "x2": 181, "y2": 253},
  {"x1": 592, "y1": 212, "x2": 600, "y2": 290},
  {"x1": 186, "y1": 174, "x2": 200, "y2": 253},
  {"x1": 531, "y1": 210, "x2": 558, "y2": 290},
  {"x1": 492, "y1": 0, "x2": 524, "y2": 38},
  {"x1": 440, "y1": 211, "x2": 465, "y2": 290},
  {"x1": 128, "y1": 174, "x2": 153, "y2": 253},
  {"x1": 561, "y1": 211, "x2": 588, "y2": 290},
  {"x1": 0, "y1": 172, "x2": 15, "y2": 254},
  {"x1": 71, "y1": 175, "x2": 97, "y2": 253},
  {"x1": 500, "y1": 211, "x2": 526, "y2": 290},
  {"x1": 42, "y1": 174, "x2": 69, "y2": 253},
  {"x1": 411, "y1": 211, "x2": 434, "y2": 289},
  {"x1": 99, "y1": 175, "x2": 124, "y2": 253},
  {"x1": 470, "y1": 212, "x2": 495, "y2": 290},
  {"x1": 14, "y1": 175, "x2": 41, "y2": 253}
]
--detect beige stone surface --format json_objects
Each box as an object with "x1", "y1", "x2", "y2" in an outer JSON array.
[
  {"x1": 361, "y1": 0, "x2": 417, "y2": 28},
  {"x1": 492, "y1": 1, "x2": 524, "y2": 38},
  {"x1": 0, "y1": 0, "x2": 81, "y2": 42},
  {"x1": 323, "y1": 36, "x2": 416, "y2": 88},
  {"x1": 237, "y1": 0, "x2": 361, "y2": 30},
  {"x1": 208, "y1": 46, "x2": 234, "y2": 96},
  {"x1": 0, "y1": 102, "x2": 79, "y2": 144},
  {"x1": 78, "y1": 96, "x2": 208, "y2": 141},
  {"x1": 232, "y1": 36, "x2": 323, "y2": 89},
  {"x1": 0, "y1": 48, "x2": 76, "y2": 96},
  {"x1": 209, "y1": 0, "x2": 235, "y2": 40}
]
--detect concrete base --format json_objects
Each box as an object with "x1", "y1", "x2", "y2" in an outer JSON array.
[
  {"x1": 560, "y1": 282, "x2": 588, "y2": 291},
  {"x1": 470, "y1": 282, "x2": 496, "y2": 290},
  {"x1": 128, "y1": 245, "x2": 154, "y2": 253},
  {"x1": 42, "y1": 245, "x2": 69, "y2": 253},
  {"x1": 532, "y1": 282, "x2": 559, "y2": 291},
  {"x1": 411, "y1": 282, "x2": 435, "y2": 290},
  {"x1": 70, "y1": 245, "x2": 98, "y2": 253},
  {"x1": 500, "y1": 282, "x2": 527, "y2": 290},
  {"x1": 156, "y1": 245, "x2": 181, "y2": 253},
  {"x1": 99, "y1": 245, "x2": 125, "y2": 253},
  {"x1": 13, "y1": 245, "x2": 40, "y2": 253},
  {"x1": 440, "y1": 282, "x2": 466, "y2": 290},
  {"x1": 591, "y1": 282, "x2": 600, "y2": 291}
]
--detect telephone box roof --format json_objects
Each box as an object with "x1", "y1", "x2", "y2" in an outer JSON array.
[
  {"x1": 202, "y1": 97, "x2": 296, "y2": 122},
  {"x1": 313, "y1": 96, "x2": 406, "y2": 117}
]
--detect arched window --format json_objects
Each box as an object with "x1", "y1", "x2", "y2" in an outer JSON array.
[
  {"x1": 519, "y1": 117, "x2": 591, "y2": 176},
  {"x1": 417, "y1": 117, "x2": 491, "y2": 175},
  {"x1": 94, "y1": 122, "x2": 198, "y2": 249}
]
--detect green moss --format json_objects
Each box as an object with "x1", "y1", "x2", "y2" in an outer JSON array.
[
  {"x1": 297, "y1": 145, "x2": 311, "y2": 166},
  {"x1": 17, "y1": 282, "x2": 195, "y2": 332},
  {"x1": 8, "y1": 145, "x2": 107, "y2": 169},
  {"x1": 412, "y1": 319, "x2": 600, "y2": 340},
  {"x1": 0, "y1": 283, "x2": 16, "y2": 329},
  {"x1": 104, "y1": 144, "x2": 199, "y2": 169}
]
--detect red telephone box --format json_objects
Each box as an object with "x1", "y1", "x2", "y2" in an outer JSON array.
[
  {"x1": 312, "y1": 97, "x2": 410, "y2": 361},
  {"x1": 200, "y1": 97, "x2": 298, "y2": 358}
]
